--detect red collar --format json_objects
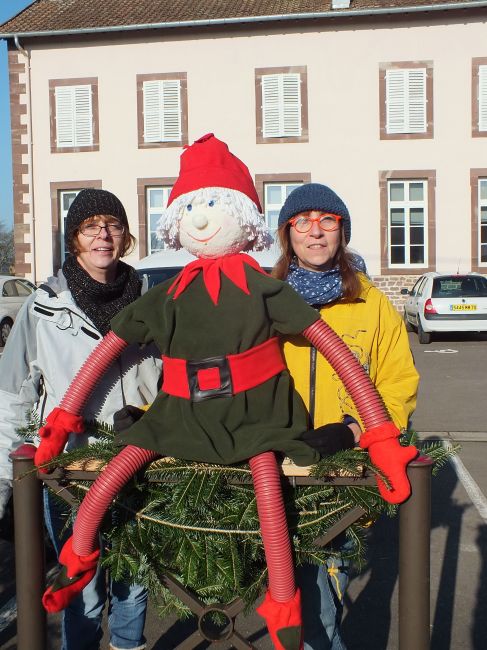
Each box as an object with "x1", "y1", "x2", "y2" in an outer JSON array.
[{"x1": 167, "y1": 253, "x2": 267, "y2": 305}]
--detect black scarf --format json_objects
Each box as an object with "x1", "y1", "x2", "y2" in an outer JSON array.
[{"x1": 62, "y1": 255, "x2": 142, "y2": 335}]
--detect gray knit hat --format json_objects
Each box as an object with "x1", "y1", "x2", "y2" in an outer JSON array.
[
  {"x1": 278, "y1": 183, "x2": 351, "y2": 244},
  {"x1": 65, "y1": 188, "x2": 129, "y2": 246}
]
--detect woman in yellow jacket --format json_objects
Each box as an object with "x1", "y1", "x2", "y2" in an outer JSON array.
[{"x1": 273, "y1": 183, "x2": 419, "y2": 650}]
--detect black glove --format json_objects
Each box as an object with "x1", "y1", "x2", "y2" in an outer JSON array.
[
  {"x1": 113, "y1": 405, "x2": 146, "y2": 433},
  {"x1": 300, "y1": 423, "x2": 355, "y2": 457}
]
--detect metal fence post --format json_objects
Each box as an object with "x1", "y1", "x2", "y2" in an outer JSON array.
[
  {"x1": 10, "y1": 443, "x2": 47, "y2": 650},
  {"x1": 399, "y1": 455, "x2": 433, "y2": 650}
]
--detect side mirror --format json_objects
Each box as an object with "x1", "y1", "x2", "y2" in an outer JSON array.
[{"x1": 400, "y1": 288, "x2": 410, "y2": 295}]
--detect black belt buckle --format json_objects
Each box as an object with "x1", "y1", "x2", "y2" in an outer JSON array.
[{"x1": 186, "y1": 355, "x2": 233, "y2": 402}]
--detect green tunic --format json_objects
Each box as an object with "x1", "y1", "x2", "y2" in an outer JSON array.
[{"x1": 111, "y1": 267, "x2": 320, "y2": 466}]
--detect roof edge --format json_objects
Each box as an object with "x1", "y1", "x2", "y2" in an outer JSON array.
[{"x1": 1, "y1": 2, "x2": 487, "y2": 39}]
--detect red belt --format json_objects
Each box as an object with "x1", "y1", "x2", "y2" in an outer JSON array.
[{"x1": 161, "y1": 337, "x2": 286, "y2": 401}]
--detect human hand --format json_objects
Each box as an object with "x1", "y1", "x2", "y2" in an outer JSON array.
[
  {"x1": 34, "y1": 408, "x2": 84, "y2": 473},
  {"x1": 0, "y1": 479, "x2": 12, "y2": 520},
  {"x1": 113, "y1": 405, "x2": 145, "y2": 433},
  {"x1": 360, "y1": 422, "x2": 418, "y2": 504},
  {"x1": 301, "y1": 423, "x2": 355, "y2": 457}
]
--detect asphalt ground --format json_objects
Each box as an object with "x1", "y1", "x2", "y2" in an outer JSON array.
[{"x1": 1, "y1": 331, "x2": 487, "y2": 649}]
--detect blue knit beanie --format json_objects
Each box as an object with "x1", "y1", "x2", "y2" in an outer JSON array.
[{"x1": 278, "y1": 183, "x2": 351, "y2": 244}]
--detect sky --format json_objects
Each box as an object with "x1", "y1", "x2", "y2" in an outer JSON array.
[{"x1": 0, "y1": 0, "x2": 34, "y2": 228}]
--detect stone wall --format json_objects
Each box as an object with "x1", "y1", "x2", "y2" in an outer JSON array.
[
  {"x1": 370, "y1": 274, "x2": 420, "y2": 312},
  {"x1": 8, "y1": 47, "x2": 32, "y2": 278}
]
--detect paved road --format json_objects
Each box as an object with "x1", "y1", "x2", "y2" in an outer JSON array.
[
  {"x1": 1, "y1": 333, "x2": 487, "y2": 649},
  {"x1": 408, "y1": 331, "x2": 487, "y2": 434}
]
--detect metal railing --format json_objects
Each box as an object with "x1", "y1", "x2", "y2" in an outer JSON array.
[{"x1": 10, "y1": 445, "x2": 433, "y2": 650}]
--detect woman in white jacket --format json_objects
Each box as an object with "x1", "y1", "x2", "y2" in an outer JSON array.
[{"x1": 0, "y1": 188, "x2": 161, "y2": 650}]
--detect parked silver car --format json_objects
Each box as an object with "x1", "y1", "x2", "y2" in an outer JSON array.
[
  {"x1": 402, "y1": 272, "x2": 487, "y2": 344},
  {"x1": 0, "y1": 276, "x2": 36, "y2": 346},
  {"x1": 134, "y1": 248, "x2": 281, "y2": 292}
]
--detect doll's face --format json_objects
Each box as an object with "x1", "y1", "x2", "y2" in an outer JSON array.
[{"x1": 179, "y1": 196, "x2": 247, "y2": 258}]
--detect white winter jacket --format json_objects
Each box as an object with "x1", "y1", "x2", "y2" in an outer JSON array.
[{"x1": 0, "y1": 271, "x2": 162, "y2": 481}]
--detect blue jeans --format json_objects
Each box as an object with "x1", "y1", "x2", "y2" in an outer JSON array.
[
  {"x1": 296, "y1": 547, "x2": 350, "y2": 650},
  {"x1": 44, "y1": 489, "x2": 148, "y2": 650}
]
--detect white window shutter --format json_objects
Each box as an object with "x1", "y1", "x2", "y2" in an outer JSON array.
[
  {"x1": 73, "y1": 85, "x2": 93, "y2": 146},
  {"x1": 262, "y1": 73, "x2": 301, "y2": 138},
  {"x1": 143, "y1": 81, "x2": 163, "y2": 143},
  {"x1": 479, "y1": 65, "x2": 487, "y2": 132},
  {"x1": 407, "y1": 69, "x2": 427, "y2": 133},
  {"x1": 143, "y1": 80, "x2": 181, "y2": 143},
  {"x1": 262, "y1": 75, "x2": 281, "y2": 137},
  {"x1": 55, "y1": 85, "x2": 93, "y2": 147},
  {"x1": 161, "y1": 80, "x2": 181, "y2": 141},
  {"x1": 386, "y1": 68, "x2": 426, "y2": 134},
  {"x1": 282, "y1": 74, "x2": 301, "y2": 136},
  {"x1": 55, "y1": 86, "x2": 75, "y2": 147}
]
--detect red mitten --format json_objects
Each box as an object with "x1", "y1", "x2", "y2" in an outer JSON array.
[
  {"x1": 360, "y1": 422, "x2": 418, "y2": 505},
  {"x1": 35, "y1": 407, "x2": 84, "y2": 473},
  {"x1": 42, "y1": 535, "x2": 100, "y2": 613},
  {"x1": 257, "y1": 588, "x2": 303, "y2": 650}
]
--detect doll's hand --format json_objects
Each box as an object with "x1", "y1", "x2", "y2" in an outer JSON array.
[
  {"x1": 360, "y1": 422, "x2": 418, "y2": 504},
  {"x1": 34, "y1": 408, "x2": 84, "y2": 473},
  {"x1": 113, "y1": 405, "x2": 146, "y2": 433},
  {"x1": 42, "y1": 535, "x2": 99, "y2": 612},
  {"x1": 301, "y1": 423, "x2": 355, "y2": 457}
]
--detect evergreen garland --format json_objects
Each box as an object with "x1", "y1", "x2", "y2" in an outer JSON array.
[{"x1": 19, "y1": 413, "x2": 457, "y2": 616}]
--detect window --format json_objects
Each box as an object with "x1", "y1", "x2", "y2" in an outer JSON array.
[
  {"x1": 137, "y1": 177, "x2": 177, "y2": 258},
  {"x1": 379, "y1": 170, "x2": 436, "y2": 274},
  {"x1": 50, "y1": 181, "x2": 102, "y2": 273},
  {"x1": 255, "y1": 67, "x2": 308, "y2": 144},
  {"x1": 59, "y1": 190, "x2": 81, "y2": 263},
  {"x1": 49, "y1": 78, "x2": 99, "y2": 152},
  {"x1": 2, "y1": 280, "x2": 18, "y2": 297},
  {"x1": 255, "y1": 173, "x2": 311, "y2": 239},
  {"x1": 432, "y1": 275, "x2": 487, "y2": 298},
  {"x1": 137, "y1": 73, "x2": 188, "y2": 148},
  {"x1": 472, "y1": 59, "x2": 487, "y2": 137},
  {"x1": 388, "y1": 180, "x2": 427, "y2": 266},
  {"x1": 471, "y1": 170, "x2": 487, "y2": 270},
  {"x1": 380, "y1": 62, "x2": 433, "y2": 139},
  {"x1": 480, "y1": 179, "x2": 487, "y2": 265},
  {"x1": 146, "y1": 186, "x2": 172, "y2": 255}
]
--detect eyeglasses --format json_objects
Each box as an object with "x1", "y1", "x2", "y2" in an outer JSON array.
[
  {"x1": 79, "y1": 223, "x2": 125, "y2": 237},
  {"x1": 289, "y1": 213, "x2": 342, "y2": 234}
]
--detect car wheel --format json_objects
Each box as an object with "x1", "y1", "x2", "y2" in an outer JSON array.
[
  {"x1": 0, "y1": 318, "x2": 13, "y2": 346},
  {"x1": 403, "y1": 310, "x2": 413, "y2": 332},
  {"x1": 417, "y1": 319, "x2": 431, "y2": 344}
]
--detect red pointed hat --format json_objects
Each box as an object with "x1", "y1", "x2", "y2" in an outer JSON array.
[{"x1": 167, "y1": 133, "x2": 262, "y2": 212}]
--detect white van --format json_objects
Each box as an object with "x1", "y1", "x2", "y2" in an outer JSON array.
[{"x1": 134, "y1": 246, "x2": 281, "y2": 292}]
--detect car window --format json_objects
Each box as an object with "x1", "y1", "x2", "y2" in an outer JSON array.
[
  {"x1": 137, "y1": 265, "x2": 275, "y2": 291},
  {"x1": 416, "y1": 277, "x2": 428, "y2": 296},
  {"x1": 15, "y1": 280, "x2": 34, "y2": 296},
  {"x1": 410, "y1": 278, "x2": 424, "y2": 296},
  {"x1": 2, "y1": 280, "x2": 18, "y2": 297},
  {"x1": 137, "y1": 267, "x2": 183, "y2": 290},
  {"x1": 432, "y1": 276, "x2": 487, "y2": 298}
]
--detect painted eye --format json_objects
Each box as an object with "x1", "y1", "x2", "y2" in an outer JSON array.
[
  {"x1": 208, "y1": 200, "x2": 215, "y2": 207},
  {"x1": 186, "y1": 204, "x2": 192, "y2": 212}
]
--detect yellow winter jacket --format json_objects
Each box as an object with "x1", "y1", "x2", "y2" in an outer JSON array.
[{"x1": 283, "y1": 275, "x2": 419, "y2": 431}]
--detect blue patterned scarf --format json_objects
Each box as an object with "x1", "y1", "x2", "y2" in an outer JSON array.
[{"x1": 286, "y1": 254, "x2": 367, "y2": 306}]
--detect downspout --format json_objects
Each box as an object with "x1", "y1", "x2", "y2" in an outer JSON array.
[{"x1": 14, "y1": 36, "x2": 36, "y2": 284}]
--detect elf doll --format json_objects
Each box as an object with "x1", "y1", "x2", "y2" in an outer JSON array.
[{"x1": 36, "y1": 134, "x2": 417, "y2": 650}]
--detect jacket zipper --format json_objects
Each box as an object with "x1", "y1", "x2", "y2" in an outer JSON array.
[{"x1": 309, "y1": 346, "x2": 317, "y2": 428}]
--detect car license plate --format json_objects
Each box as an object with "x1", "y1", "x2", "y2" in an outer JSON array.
[{"x1": 450, "y1": 304, "x2": 477, "y2": 311}]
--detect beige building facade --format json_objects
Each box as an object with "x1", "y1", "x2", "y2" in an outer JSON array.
[{"x1": 2, "y1": 0, "x2": 487, "y2": 307}]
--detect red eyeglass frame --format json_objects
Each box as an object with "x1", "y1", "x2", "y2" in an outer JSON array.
[{"x1": 288, "y1": 213, "x2": 342, "y2": 232}]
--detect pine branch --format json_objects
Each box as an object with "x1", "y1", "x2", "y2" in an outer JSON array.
[{"x1": 19, "y1": 415, "x2": 458, "y2": 617}]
